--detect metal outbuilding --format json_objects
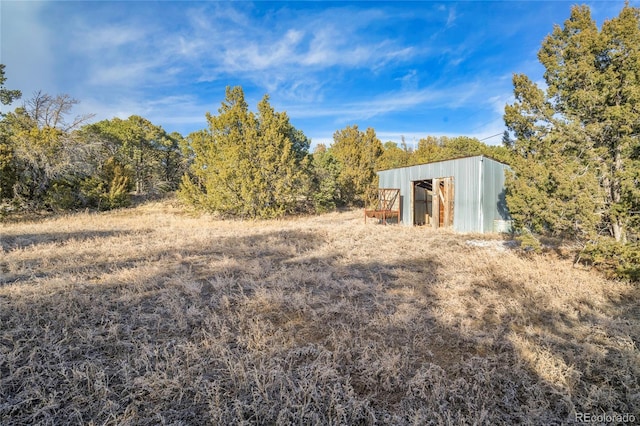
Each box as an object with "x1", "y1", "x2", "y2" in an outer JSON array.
[{"x1": 375, "y1": 155, "x2": 511, "y2": 233}]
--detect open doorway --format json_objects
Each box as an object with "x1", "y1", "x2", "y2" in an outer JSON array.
[{"x1": 412, "y1": 177, "x2": 454, "y2": 228}]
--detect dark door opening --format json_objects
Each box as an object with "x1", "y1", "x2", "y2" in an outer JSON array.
[
  {"x1": 412, "y1": 179, "x2": 432, "y2": 226},
  {"x1": 412, "y1": 177, "x2": 454, "y2": 228}
]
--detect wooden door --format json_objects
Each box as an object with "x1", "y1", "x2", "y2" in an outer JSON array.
[{"x1": 432, "y1": 177, "x2": 454, "y2": 229}]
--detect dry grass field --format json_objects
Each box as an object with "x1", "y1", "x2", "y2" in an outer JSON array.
[{"x1": 1, "y1": 200, "x2": 638, "y2": 425}]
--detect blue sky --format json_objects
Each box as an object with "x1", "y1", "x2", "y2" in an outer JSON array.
[{"x1": 1, "y1": 1, "x2": 636, "y2": 148}]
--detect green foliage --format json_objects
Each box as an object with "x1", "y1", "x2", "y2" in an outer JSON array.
[
  {"x1": 0, "y1": 93, "x2": 100, "y2": 208},
  {"x1": 78, "y1": 158, "x2": 133, "y2": 210},
  {"x1": 504, "y1": 4, "x2": 640, "y2": 246},
  {"x1": 88, "y1": 116, "x2": 182, "y2": 195},
  {"x1": 503, "y1": 3, "x2": 640, "y2": 280},
  {"x1": 412, "y1": 136, "x2": 441, "y2": 164},
  {"x1": 311, "y1": 144, "x2": 341, "y2": 213},
  {"x1": 0, "y1": 89, "x2": 156, "y2": 212},
  {"x1": 505, "y1": 153, "x2": 601, "y2": 239},
  {"x1": 39, "y1": 157, "x2": 132, "y2": 211},
  {"x1": 435, "y1": 136, "x2": 487, "y2": 160},
  {"x1": 411, "y1": 135, "x2": 510, "y2": 166},
  {"x1": 0, "y1": 64, "x2": 21, "y2": 111},
  {"x1": 581, "y1": 240, "x2": 640, "y2": 281},
  {"x1": 45, "y1": 179, "x2": 78, "y2": 211},
  {"x1": 105, "y1": 160, "x2": 133, "y2": 209},
  {"x1": 0, "y1": 136, "x2": 17, "y2": 200},
  {"x1": 330, "y1": 125, "x2": 383, "y2": 206},
  {"x1": 179, "y1": 86, "x2": 311, "y2": 219},
  {"x1": 376, "y1": 140, "x2": 412, "y2": 170},
  {"x1": 161, "y1": 131, "x2": 187, "y2": 190},
  {"x1": 515, "y1": 230, "x2": 543, "y2": 253},
  {"x1": 0, "y1": 66, "x2": 21, "y2": 201},
  {"x1": 11, "y1": 116, "x2": 68, "y2": 204}
]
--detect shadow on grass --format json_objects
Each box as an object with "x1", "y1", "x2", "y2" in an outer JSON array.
[
  {"x1": 1, "y1": 228, "x2": 638, "y2": 425},
  {"x1": 0, "y1": 229, "x2": 158, "y2": 285},
  {"x1": 0, "y1": 228, "x2": 320, "y2": 285},
  {"x1": 453, "y1": 266, "x2": 640, "y2": 421},
  {"x1": 0, "y1": 230, "x2": 137, "y2": 252}
]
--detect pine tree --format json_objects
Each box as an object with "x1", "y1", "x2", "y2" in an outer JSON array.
[
  {"x1": 0, "y1": 64, "x2": 21, "y2": 201},
  {"x1": 330, "y1": 125, "x2": 383, "y2": 206},
  {"x1": 376, "y1": 141, "x2": 411, "y2": 171},
  {"x1": 179, "y1": 86, "x2": 311, "y2": 218},
  {"x1": 0, "y1": 64, "x2": 21, "y2": 110},
  {"x1": 311, "y1": 144, "x2": 341, "y2": 212},
  {"x1": 252, "y1": 95, "x2": 311, "y2": 217},
  {"x1": 89, "y1": 116, "x2": 176, "y2": 195},
  {"x1": 504, "y1": 4, "x2": 640, "y2": 243}
]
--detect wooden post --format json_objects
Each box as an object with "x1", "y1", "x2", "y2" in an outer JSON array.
[
  {"x1": 443, "y1": 178, "x2": 450, "y2": 227},
  {"x1": 432, "y1": 178, "x2": 440, "y2": 229},
  {"x1": 411, "y1": 182, "x2": 415, "y2": 226},
  {"x1": 448, "y1": 177, "x2": 454, "y2": 227}
]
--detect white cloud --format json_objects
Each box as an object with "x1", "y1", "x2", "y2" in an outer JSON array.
[
  {"x1": 76, "y1": 93, "x2": 210, "y2": 135},
  {"x1": 446, "y1": 6, "x2": 457, "y2": 27},
  {"x1": 285, "y1": 80, "x2": 486, "y2": 123},
  {"x1": 74, "y1": 26, "x2": 146, "y2": 52},
  {"x1": 176, "y1": 4, "x2": 419, "y2": 102},
  {"x1": 88, "y1": 61, "x2": 158, "y2": 86},
  {"x1": 397, "y1": 70, "x2": 418, "y2": 91},
  {"x1": 1, "y1": 1, "x2": 546, "y2": 144}
]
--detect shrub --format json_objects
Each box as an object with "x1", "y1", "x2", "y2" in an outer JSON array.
[{"x1": 581, "y1": 240, "x2": 640, "y2": 281}]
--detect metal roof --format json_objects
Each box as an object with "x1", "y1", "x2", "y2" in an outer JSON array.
[{"x1": 375, "y1": 154, "x2": 510, "y2": 172}]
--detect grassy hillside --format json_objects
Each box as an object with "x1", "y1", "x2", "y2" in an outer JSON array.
[{"x1": 1, "y1": 201, "x2": 638, "y2": 424}]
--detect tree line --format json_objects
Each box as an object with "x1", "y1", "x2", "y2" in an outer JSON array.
[
  {"x1": 503, "y1": 4, "x2": 639, "y2": 279},
  {"x1": 0, "y1": 74, "x2": 186, "y2": 212},
  {"x1": 0, "y1": 73, "x2": 506, "y2": 217},
  {"x1": 1, "y1": 3, "x2": 638, "y2": 279},
  {"x1": 178, "y1": 85, "x2": 515, "y2": 217}
]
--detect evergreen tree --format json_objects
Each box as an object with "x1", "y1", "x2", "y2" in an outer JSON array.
[
  {"x1": 330, "y1": 125, "x2": 383, "y2": 206},
  {"x1": 78, "y1": 157, "x2": 132, "y2": 210},
  {"x1": 179, "y1": 86, "x2": 311, "y2": 218},
  {"x1": 248, "y1": 95, "x2": 311, "y2": 217},
  {"x1": 376, "y1": 140, "x2": 411, "y2": 170},
  {"x1": 0, "y1": 64, "x2": 21, "y2": 110},
  {"x1": 0, "y1": 64, "x2": 22, "y2": 201},
  {"x1": 410, "y1": 135, "x2": 511, "y2": 166},
  {"x1": 160, "y1": 132, "x2": 187, "y2": 189},
  {"x1": 504, "y1": 4, "x2": 640, "y2": 244},
  {"x1": 311, "y1": 144, "x2": 341, "y2": 212},
  {"x1": 89, "y1": 116, "x2": 178, "y2": 195},
  {"x1": 412, "y1": 136, "x2": 442, "y2": 164},
  {"x1": 442, "y1": 136, "x2": 486, "y2": 158}
]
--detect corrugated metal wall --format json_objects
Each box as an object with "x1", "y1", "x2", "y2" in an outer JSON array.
[
  {"x1": 376, "y1": 155, "x2": 511, "y2": 233},
  {"x1": 481, "y1": 157, "x2": 511, "y2": 232}
]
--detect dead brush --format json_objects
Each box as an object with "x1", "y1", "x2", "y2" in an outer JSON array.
[{"x1": 0, "y1": 202, "x2": 638, "y2": 424}]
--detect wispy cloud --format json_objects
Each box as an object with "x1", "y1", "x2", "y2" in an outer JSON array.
[
  {"x1": 446, "y1": 6, "x2": 457, "y2": 28},
  {"x1": 177, "y1": 4, "x2": 420, "y2": 100},
  {"x1": 74, "y1": 26, "x2": 147, "y2": 52},
  {"x1": 286, "y1": 79, "x2": 487, "y2": 123},
  {"x1": 7, "y1": 0, "x2": 629, "y2": 142},
  {"x1": 77, "y1": 93, "x2": 209, "y2": 131},
  {"x1": 397, "y1": 70, "x2": 419, "y2": 91}
]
